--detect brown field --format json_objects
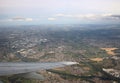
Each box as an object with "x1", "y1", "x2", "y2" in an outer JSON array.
[
  {"x1": 83, "y1": 67, "x2": 90, "y2": 71},
  {"x1": 101, "y1": 48, "x2": 118, "y2": 55},
  {"x1": 90, "y1": 58, "x2": 103, "y2": 62}
]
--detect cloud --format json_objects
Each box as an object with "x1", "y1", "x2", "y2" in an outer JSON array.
[
  {"x1": 55, "y1": 13, "x2": 120, "y2": 21},
  {"x1": 25, "y1": 18, "x2": 33, "y2": 21},
  {"x1": 11, "y1": 17, "x2": 33, "y2": 21},
  {"x1": 99, "y1": 14, "x2": 120, "y2": 21},
  {"x1": 110, "y1": 15, "x2": 120, "y2": 20},
  {"x1": 101, "y1": 14, "x2": 112, "y2": 17},
  {"x1": 48, "y1": 17, "x2": 56, "y2": 21},
  {"x1": 55, "y1": 13, "x2": 98, "y2": 19},
  {"x1": 55, "y1": 14, "x2": 73, "y2": 17},
  {"x1": 55, "y1": 14, "x2": 65, "y2": 17},
  {"x1": 73, "y1": 14, "x2": 99, "y2": 20}
]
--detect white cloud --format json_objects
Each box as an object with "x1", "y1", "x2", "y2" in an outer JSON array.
[
  {"x1": 55, "y1": 13, "x2": 120, "y2": 21},
  {"x1": 10, "y1": 16, "x2": 33, "y2": 22},
  {"x1": 55, "y1": 14, "x2": 73, "y2": 17},
  {"x1": 48, "y1": 17, "x2": 56, "y2": 21},
  {"x1": 55, "y1": 13, "x2": 98, "y2": 20},
  {"x1": 104, "y1": 15, "x2": 120, "y2": 20},
  {"x1": 73, "y1": 14, "x2": 98, "y2": 20},
  {"x1": 25, "y1": 18, "x2": 33, "y2": 21},
  {"x1": 55, "y1": 14, "x2": 65, "y2": 17},
  {"x1": 101, "y1": 14, "x2": 112, "y2": 17}
]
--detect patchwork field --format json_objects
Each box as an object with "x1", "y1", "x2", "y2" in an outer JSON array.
[{"x1": 101, "y1": 48, "x2": 118, "y2": 55}]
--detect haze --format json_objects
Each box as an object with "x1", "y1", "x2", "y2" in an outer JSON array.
[{"x1": 0, "y1": 0, "x2": 120, "y2": 25}]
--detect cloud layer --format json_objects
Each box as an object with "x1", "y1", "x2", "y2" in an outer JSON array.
[
  {"x1": 11, "y1": 17, "x2": 33, "y2": 21},
  {"x1": 48, "y1": 17, "x2": 56, "y2": 21},
  {"x1": 54, "y1": 13, "x2": 120, "y2": 21}
]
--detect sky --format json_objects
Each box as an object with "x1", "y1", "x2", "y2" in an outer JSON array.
[{"x1": 0, "y1": 0, "x2": 120, "y2": 25}]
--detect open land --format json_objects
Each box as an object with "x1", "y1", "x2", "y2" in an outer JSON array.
[{"x1": 0, "y1": 24, "x2": 120, "y2": 83}]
